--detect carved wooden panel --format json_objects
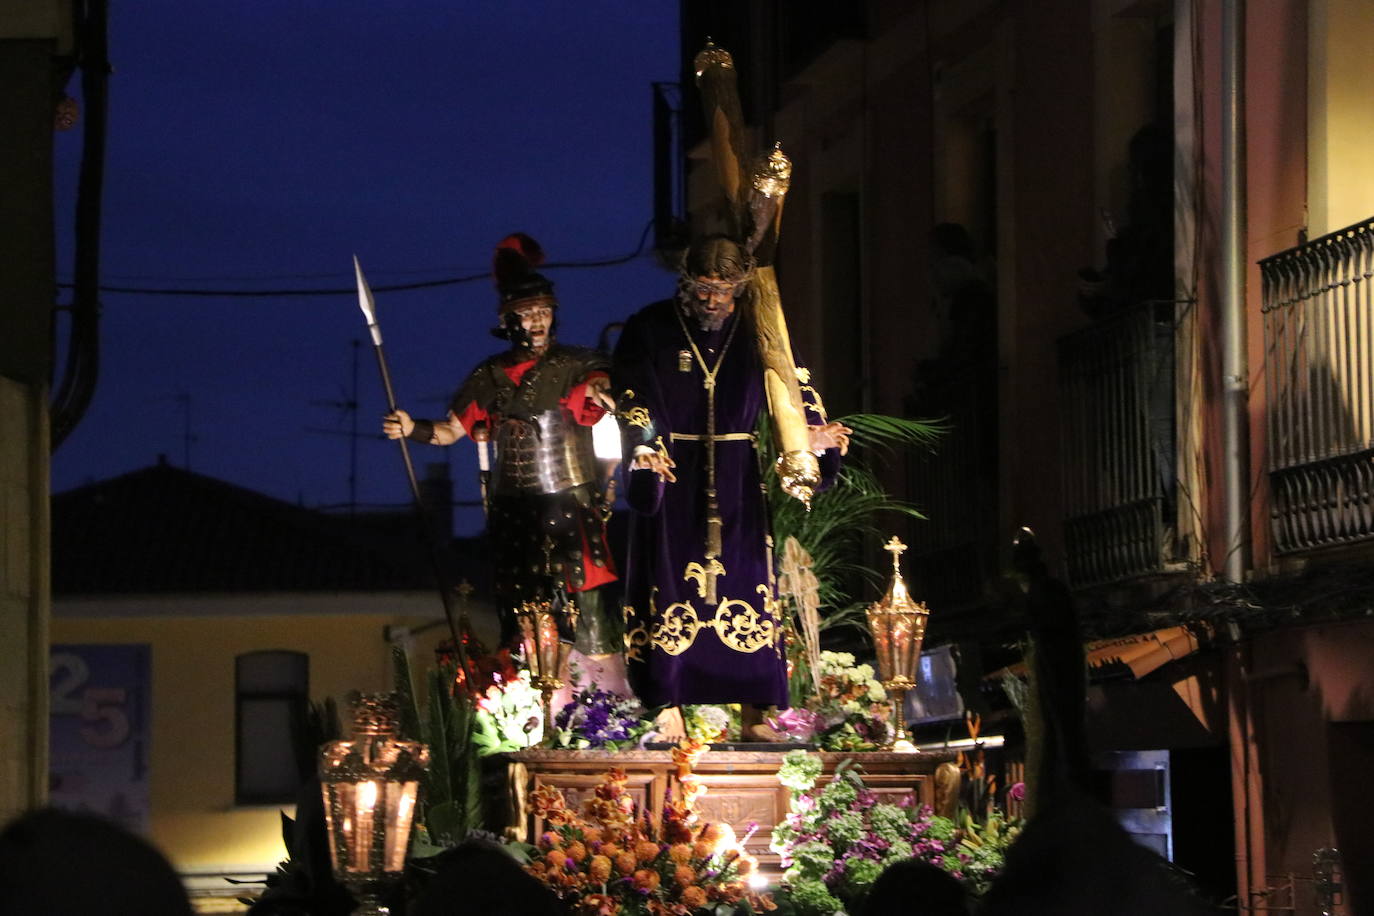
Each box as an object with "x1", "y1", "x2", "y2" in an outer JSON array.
[
  {"x1": 506, "y1": 748, "x2": 954, "y2": 872},
  {"x1": 529, "y1": 771, "x2": 655, "y2": 839}
]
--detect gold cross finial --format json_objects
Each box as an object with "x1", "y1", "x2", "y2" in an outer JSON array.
[{"x1": 884, "y1": 536, "x2": 907, "y2": 570}]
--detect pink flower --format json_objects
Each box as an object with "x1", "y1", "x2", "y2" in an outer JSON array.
[
  {"x1": 768, "y1": 708, "x2": 821, "y2": 741},
  {"x1": 1008, "y1": 782, "x2": 1026, "y2": 803}
]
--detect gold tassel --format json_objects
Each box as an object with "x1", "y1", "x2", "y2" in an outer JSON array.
[{"x1": 705, "y1": 491, "x2": 722, "y2": 559}]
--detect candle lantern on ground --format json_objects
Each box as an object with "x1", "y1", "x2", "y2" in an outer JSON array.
[
  {"x1": 319, "y1": 693, "x2": 430, "y2": 916},
  {"x1": 865, "y1": 536, "x2": 931, "y2": 749},
  {"x1": 514, "y1": 597, "x2": 580, "y2": 730}
]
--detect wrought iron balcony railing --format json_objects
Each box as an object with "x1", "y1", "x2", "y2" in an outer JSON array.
[
  {"x1": 1261, "y1": 217, "x2": 1374, "y2": 553},
  {"x1": 1058, "y1": 300, "x2": 1180, "y2": 586}
]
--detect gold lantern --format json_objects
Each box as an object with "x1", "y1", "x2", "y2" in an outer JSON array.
[
  {"x1": 514, "y1": 598, "x2": 580, "y2": 730},
  {"x1": 319, "y1": 694, "x2": 430, "y2": 915},
  {"x1": 865, "y1": 537, "x2": 931, "y2": 750}
]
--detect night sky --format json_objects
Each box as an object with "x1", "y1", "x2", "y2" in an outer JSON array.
[{"x1": 51, "y1": 1, "x2": 680, "y2": 534}]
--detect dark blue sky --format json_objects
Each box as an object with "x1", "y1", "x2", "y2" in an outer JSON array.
[{"x1": 52, "y1": 1, "x2": 680, "y2": 533}]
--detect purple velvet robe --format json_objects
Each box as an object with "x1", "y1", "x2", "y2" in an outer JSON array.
[{"x1": 611, "y1": 300, "x2": 838, "y2": 707}]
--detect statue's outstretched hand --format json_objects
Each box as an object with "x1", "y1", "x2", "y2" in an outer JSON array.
[
  {"x1": 808, "y1": 420, "x2": 853, "y2": 456},
  {"x1": 586, "y1": 375, "x2": 616, "y2": 411},
  {"x1": 633, "y1": 448, "x2": 677, "y2": 483},
  {"x1": 382, "y1": 409, "x2": 413, "y2": 440}
]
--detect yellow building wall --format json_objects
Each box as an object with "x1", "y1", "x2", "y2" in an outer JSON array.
[
  {"x1": 50, "y1": 611, "x2": 445, "y2": 873},
  {"x1": 1308, "y1": 0, "x2": 1374, "y2": 236}
]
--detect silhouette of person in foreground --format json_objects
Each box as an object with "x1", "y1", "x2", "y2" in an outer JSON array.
[
  {"x1": 410, "y1": 838, "x2": 561, "y2": 916},
  {"x1": 861, "y1": 858, "x2": 969, "y2": 916},
  {"x1": 978, "y1": 792, "x2": 1216, "y2": 916},
  {"x1": 0, "y1": 808, "x2": 193, "y2": 916}
]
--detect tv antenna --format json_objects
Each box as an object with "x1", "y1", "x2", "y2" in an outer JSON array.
[{"x1": 306, "y1": 340, "x2": 367, "y2": 514}]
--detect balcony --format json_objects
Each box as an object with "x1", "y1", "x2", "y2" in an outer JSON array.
[
  {"x1": 1058, "y1": 300, "x2": 1183, "y2": 587},
  {"x1": 1261, "y1": 217, "x2": 1374, "y2": 554}
]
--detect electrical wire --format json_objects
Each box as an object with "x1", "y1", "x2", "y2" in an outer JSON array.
[{"x1": 55, "y1": 217, "x2": 657, "y2": 298}]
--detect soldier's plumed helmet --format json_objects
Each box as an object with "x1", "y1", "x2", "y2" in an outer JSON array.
[{"x1": 493, "y1": 232, "x2": 557, "y2": 314}]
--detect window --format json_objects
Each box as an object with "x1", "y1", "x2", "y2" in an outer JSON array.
[{"x1": 235, "y1": 650, "x2": 309, "y2": 805}]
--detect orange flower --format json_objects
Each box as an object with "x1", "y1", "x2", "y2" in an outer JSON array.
[
  {"x1": 578, "y1": 894, "x2": 620, "y2": 916},
  {"x1": 735, "y1": 854, "x2": 758, "y2": 876},
  {"x1": 691, "y1": 840, "x2": 713, "y2": 860},
  {"x1": 566, "y1": 840, "x2": 588, "y2": 863},
  {"x1": 709, "y1": 883, "x2": 745, "y2": 904},
  {"x1": 698, "y1": 822, "x2": 737, "y2": 853},
  {"x1": 538, "y1": 831, "x2": 562, "y2": 850},
  {"x1": 679, "y1": 775, "x2": 706, "y2": 804},
  {"x1": 635, "y1": 840, "x2": 662, "y2": 863},
  {"x1": 633, "y1": 868, "x2": 662, "y2": 892},
  {"x1": 599, "y1": 842, "x2": 622, "y2": 860},
  {"x1": 664, "y1": 818, "x2": 694, "y2": 844},
  {"x1": 680, "y1": 886, "x2": 708, "y2": 909},
  {"x1": 531, "y1": 785, "x2": 566, "y2": 818},
  {"x1": 615, "y1": 852, "x2": 637, "y2": 876},
  {"x1": 588, "y1": 855, "x2": 612, "y2": 883},
  {"x1": 749, "y1": 892, "x2": 777, "y2": 911},
  {"x1": 667, "y1": 843, "x2": 693, "y2": 864},
  {"x1": 671, "y1": 738, "x2": 708, "y2": 777},
  {"x1": 674, "y1": 864, "x2": 697, "y2": 887},
  {"x1": 545, "y1": 849, "x2": 568, "y2": 871},
  {"x1": 582, "y1": 827, "x2": 604, "y2": 845}
]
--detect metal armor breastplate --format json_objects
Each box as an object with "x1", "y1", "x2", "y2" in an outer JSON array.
[{"x1": 492, "y1": 409, "x2": 597, "y2": 494}]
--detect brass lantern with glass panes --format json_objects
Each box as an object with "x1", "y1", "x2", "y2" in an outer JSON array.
[
  {"x1": 865, "y1": 537, "x2": 931, "y2": 749},
  {"x1": 318, "y1": 693, "x2": 429, "y2": 915}
]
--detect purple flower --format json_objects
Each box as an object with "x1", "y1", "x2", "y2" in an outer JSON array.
[
  {"x1": 769, "y1": 707, "x2": 821, "y2": 740},
  {"x1": 1008, "y1": 781, "x2": 1026, "y2": 802}
]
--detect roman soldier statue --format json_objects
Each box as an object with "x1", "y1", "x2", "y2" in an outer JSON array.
[{"x1": 383, "y1": 234, "x2": 621, "y2": 662}]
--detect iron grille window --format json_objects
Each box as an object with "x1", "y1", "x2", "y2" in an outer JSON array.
[
  {"x1": 235, "y1": 650, "x2": 309, "y2": 805},
  {"x1": 1260, "y1": 217, "x2": 1374, "y2": 553},
  {"x1": 1058, "y1": 300, "x2": 1178, "y2": 586}
]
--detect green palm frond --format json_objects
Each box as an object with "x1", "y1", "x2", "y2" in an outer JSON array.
[
  {"x1": 762, "y1": 411, "x2": 943, "y2": 633},
  {"x1": 841, "y1": 413, "x2": 947, "y2": 452}
]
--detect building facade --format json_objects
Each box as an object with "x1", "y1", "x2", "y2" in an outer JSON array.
[{"x1": 675, "y1": 1, "x2": 1374, "y2": 911}]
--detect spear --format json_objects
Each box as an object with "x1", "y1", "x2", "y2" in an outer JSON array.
[{"x1": 353, "y1": 255, "x2": 474, "y2": 682}]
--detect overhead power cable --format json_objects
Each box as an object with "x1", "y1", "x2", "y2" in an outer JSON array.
[{"x1": 56, "y1": 218, "x2": 657, "y2": 298}]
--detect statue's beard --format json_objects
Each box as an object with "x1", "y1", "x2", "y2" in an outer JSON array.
[
  {"x1": 694, "y1": 311, "x2": 729, "y2": 332},
  {"x1": 679, "y1": 296, "x2": 732, "y2": 332}
]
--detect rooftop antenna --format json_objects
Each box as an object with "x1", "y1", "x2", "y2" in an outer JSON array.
[{"x1": 307, "y1": 339, "x2": 365, "y2": 514}]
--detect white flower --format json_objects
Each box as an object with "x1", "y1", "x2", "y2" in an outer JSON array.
[
  {"x1": 867, "y1": 683, "x2": 886, "y2": 703},
  {"x1": 699, "y1": 705, "x2": 731, "y2": 731},
  {"x1": 854, "y1": 664, "x2": 874, "y2": 681}
]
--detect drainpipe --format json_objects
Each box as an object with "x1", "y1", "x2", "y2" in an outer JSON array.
[
  {"x1": 1221, "y1": 0, "x2": 1261, "y2": 904},
  {"x1": 1221, "y1": 0, "x2": 1250, "y2": 583}
]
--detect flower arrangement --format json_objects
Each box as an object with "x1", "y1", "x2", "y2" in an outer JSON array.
[
  {"x1": 683, "y1": 704, "x2": 738, "y2": 743},
  {"x1": 949, "y1": 808, "x2": 1020, "y2": 895},
  {"x1": 551, "y1": 685, "x2": 652, "y2": 750},
  {"x1": 471, "y1": 668, "x2": 544, "y2": 755},
  {"x1": 770, "y1": 751, "x2": 986, "y2": 915},
  {"x1": 523, "y1": 741, "x2": 776, "y2": 915},
  {"x1": 768, "y1": 652, "x2": 891, "y2": 751}
]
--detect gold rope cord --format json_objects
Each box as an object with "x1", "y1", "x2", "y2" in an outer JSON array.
[{"x1": 671, "y1": 305, "x2": 742, "y2": 603}]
